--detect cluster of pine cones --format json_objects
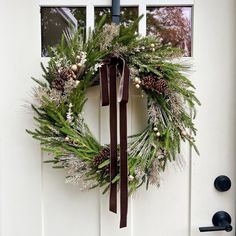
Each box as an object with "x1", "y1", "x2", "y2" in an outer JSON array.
[
  {"x1": 141, "y1": 74, "x2": 168, "y2": 94},
  {"x1": 52, "y1": 68, "x2": 76, "y2": 91}
]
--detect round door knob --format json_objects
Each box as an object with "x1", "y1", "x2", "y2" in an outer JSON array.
[{"x1": 214, "y1": 175, "x2": 231, "y2": 192}]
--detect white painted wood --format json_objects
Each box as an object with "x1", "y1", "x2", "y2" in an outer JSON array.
[
  {"x1": 86, "y1": 3, "x2": 95, "y2": 33},
  {"x1": 138, "y1": 3, "x2": 146, "y2": 36},
  {"x1": 132, "y1": 94, "x2": 191, "y2": 236},
  {"x1": 129, "y1": 3, "x2": 191, "y2": 232},
  {"x1": 39, "y1": 0, "x2": 194, "y2": 7},
  {"x1": 191, "y1": 0, "x2": 236, "y2": 235},
  {"x1": 0, "y1": 1, "x2": 42, "y2": 236},
  {"x1": 42, "y1": 87, "x2": 100, "y2": 236}
]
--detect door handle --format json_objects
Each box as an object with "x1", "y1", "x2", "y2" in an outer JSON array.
[
  {"x1": 199, "y1": 211, "x2": 233, "y2": 232},
  {"x1": 214, "y1": 175, "x2": 231, "y2": 192}
]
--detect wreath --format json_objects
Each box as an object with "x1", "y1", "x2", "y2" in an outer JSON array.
[{"x1": 27, "y1": 16, "x2": 200, "y2": 227}]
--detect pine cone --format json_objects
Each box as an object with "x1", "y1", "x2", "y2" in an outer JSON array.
[
  {"x1": 155, "y1": 79, "x2": 168, "y2": 94},
  {"x1": 141, "y1": 74, "x2": 168, "y2": 94},
  {"x1": 51, "y1": 77, "x2": 65, "y2": 91},
  {"x1": 93, "y1": 147, "x2": 110, "y2": 167},
  {"x1": 59, "y1": 68, "x2": 76, "y2": 81},
  {"x1": 141, "y1": 75, "x2": 157, "y2": 90}
]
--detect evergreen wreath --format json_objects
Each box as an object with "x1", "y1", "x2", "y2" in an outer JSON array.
[{"x1": 27, "y1": 16, "x2": 200, "y2": 195}]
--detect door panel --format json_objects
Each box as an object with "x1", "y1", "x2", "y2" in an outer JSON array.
[
  {"x1": 191, "y1": 0, "x2": 236, "y2": 235},
  {"x1": 131, "y1": 88, "x2": 190, "y2": 236},
  {"x1": 42, "y1": 87, "x2": 100, "y2": 236},
  {"x1": 133, "y1": 162, "x2": 190, "y2": 236},
  {"x1": 0, "y1": 1, "x2": 42, "y2": 235}
]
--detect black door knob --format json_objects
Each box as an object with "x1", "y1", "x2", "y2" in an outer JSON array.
[
  {"x1": 199, "y1": 211, "x2": 233, "y2": 232},
  {"x1": 214, "y1": 175, "x2": 231, "y2": 192}
]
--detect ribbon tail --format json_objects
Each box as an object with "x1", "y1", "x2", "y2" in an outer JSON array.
[
  {"x1": 119, "y1": 102, "x2": 128, "y2": 228},
  {"x1": 100, "y1": 65, "x2": 109, "y2": 106},
  {"x1": 109, "y1": 65, "x2": 118, "y2": 213},
  {"x1": 119, "y1": 60, "x2": 130, "y2": 228},
  {"x1": 100, "y1": 56, "x2": 130, "y2": 226}
]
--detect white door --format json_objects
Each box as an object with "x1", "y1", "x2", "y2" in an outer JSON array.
[{"x1": 1, "y1": 0, "x2": 235, "y2": 236}]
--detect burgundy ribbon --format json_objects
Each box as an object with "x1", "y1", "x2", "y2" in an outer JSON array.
[{"x1": 99, "y1": 55, "x2": 130, "y2": 228}]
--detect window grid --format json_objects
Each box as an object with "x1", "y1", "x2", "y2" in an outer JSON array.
[{"x1": 40, "y1": 2, "x2": 193, "y2": 57}]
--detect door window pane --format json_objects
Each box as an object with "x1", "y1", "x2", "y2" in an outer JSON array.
[
  {"x1": 41, "y1": 7, "x2": 86, "y2": 57},
  {"x1": 95, "y1": 7, "x2": 138, "y2": 27},
  {"x1": 147, "y1": 7, "x2": 192, "y2": 56}
]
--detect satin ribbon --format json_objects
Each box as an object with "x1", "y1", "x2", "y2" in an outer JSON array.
[{"x1": 99, "y1": 55, "x2": 130, "y2": 228}]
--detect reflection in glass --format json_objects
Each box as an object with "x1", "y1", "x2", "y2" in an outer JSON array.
[
  {"x1": 41, "y1": 7, "x2": 86, "y2": 57},
  {"x1": 147, "y1": 7, "x2": 192, "y2": 56},
  {"x1": 95, "y1": 7, "x2": 138, "y2": 27}
]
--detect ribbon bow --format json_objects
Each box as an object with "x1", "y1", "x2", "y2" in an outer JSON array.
[{"x1": 99, "y1": 55, "x2": 130, "y2": 228}]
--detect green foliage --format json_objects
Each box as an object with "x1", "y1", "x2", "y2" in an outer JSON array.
[{"x1": 28, "y1": 15, "x2": 200, "y2": 193}]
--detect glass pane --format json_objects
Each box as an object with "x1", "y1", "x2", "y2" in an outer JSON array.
[
  {"x1": 95, "y1": 7, "x2": 138, "y2": 27},
  {"x1": 147, "y1": 7, "x2": 192, "y2": 56},
  {"x1": 41, "y1": 7, "x2": 86, "y2": 57}
]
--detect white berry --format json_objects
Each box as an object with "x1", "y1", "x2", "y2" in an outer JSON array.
[
  {"x1": 71, "y1": 64, "x2": 78, "y2": 72},
  {"x1": 150, "y1": 43, "x2": 155, "y2": 48},
  {"x1": 135, "y1": 84, "x2": 140, "y2": 89},
  {"x1": 134, "y1": 77, "x2": 140, "y2": 83},
  {"x1": 129, "y1": 175, "x2": 134, "y2": 181},
  {"x1": 77, "y1": 63, "x2": 83, "y2": 67},
  {"x1": 153, "y1": 127, "x2": 158, "y2": 132},
  {"x1": 156, "y1": 132, "x2": 161, "y2": 137},
  {"x1": 65, "y1": 136, "x2": 70, "y2": 141},
  {"x1": 181, "y1": 131, "x2": 187, "y2": 136}
]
